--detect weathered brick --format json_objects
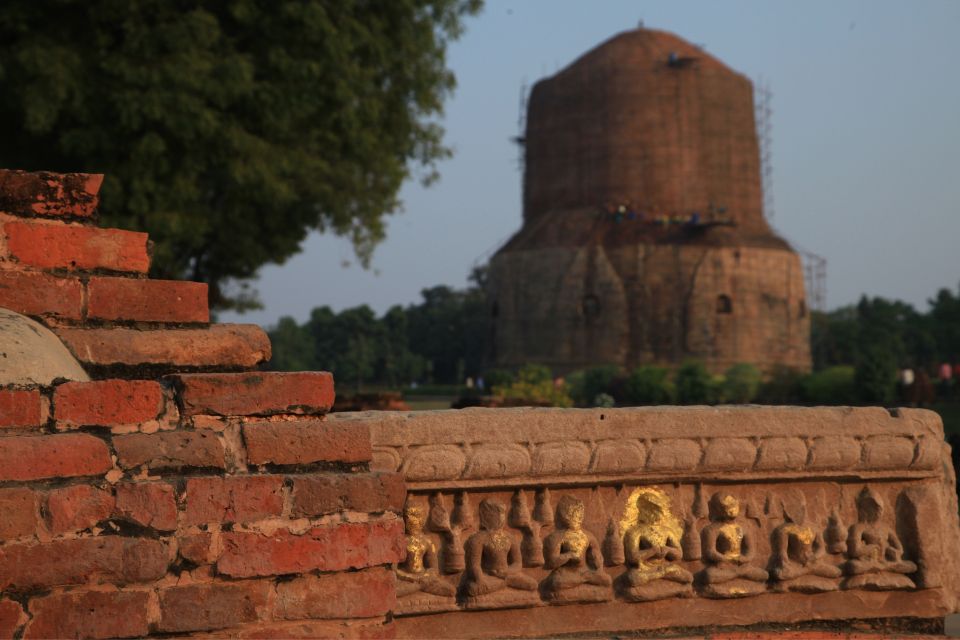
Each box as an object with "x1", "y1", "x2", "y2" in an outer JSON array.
[
  {"x1": 178, "y1": 532, "x2": 215, "y2": 565},
  {"x1": 276, "y1": 567, "x2": 395, "y2": 620},
  {"x1": 0, "y1": 389, "x2": 42, "y2": 428},
  {"x1": 0, "y1": 170, "x2": 102, "y2": 219},
  {"x1": 218, "y1": 519, "x2": 404, "y2": 578},
  {"x1": 24, "y1": 589, "x2": 150, "y2": 640},
  {"x1": 0, "y1": 434, "x2": 112, "y2": 481},
  {"x1": 45, "y1": 484, "x2": 114, "y2": 535},
  {"x1": 0, "y1": 537, "x2": 167, "y2": 591},
  {"x1": 114, "y1": 430, "x2": 225, "y2": 470},
  {"x1": 0, "y1": 270, "x2": 83, "y2": 319},
  {"x1": 115, "y1": 482, "x2": 178, "y2": 530},
  {"x1": 228, "y1": 618, "x2": 395, "y2": 639},
  {"x1": 172, "y1": 372, "x2": 334, "y2": 417},
  {"x1": 87, "y1": 277, "x2": 209, "y2": 323},
  {"x1": 0, "y1": 599, "x2": 24, "y2": 640},
  {"x1": 291, "y1": 472, "x2": 404, "y2": 517},
  {"x1": 158, "y1": 582, "x2": 271, "y2": 633},
  {"x1": 0, "y1": 488, "x2": 40, "y2": 540},
  {"x1": 185, "y1": 476, "x2": 284, "y2": 525},
  {"x1": 54, "y1": 379, "x2": 163, "y2": 427},
  {"x1": 55, "y1": 324, "x2": 270, "y2": 369},
  {"x1": 243, "y1": 420, "x2": 371, "y2": 466},
  {"x1": 4, "y1": 220, "x2": 149, "y2": 273}
]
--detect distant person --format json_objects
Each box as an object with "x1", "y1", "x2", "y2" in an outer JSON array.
[
  {"x1": 477, "y1": 377, "x2": 485, "y2": 391},
  {"x1": 465, "y1": 377, "x2": 474, "y2": 389},
  {"x1": 911, "y1": 370, "x2": 935, "y2": 407},
  {"x1": 939, "y1": 363, "x2": 954, "y2": 398},
  {"x1": 898, "y1": 368, "x2": 915, "y2": 405}
]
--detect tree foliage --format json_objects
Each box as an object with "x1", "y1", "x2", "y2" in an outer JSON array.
[
  {"x1": 0, "y1": 0, "x2": 481, "y2": 309},
  {"x1": 266, "y1": 275, "x2": 487, "y2": 388}
]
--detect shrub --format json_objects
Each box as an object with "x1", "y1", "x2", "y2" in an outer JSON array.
[
  {"x1": 482, "y1": 368, "x2": 515, "y2": 391},
  {"x1": 624, "y1": 366, "x2": 675, "y2": 405},
  {"x1": 801, "y1": 366, "x2": 856, "y2": 405},
  {"x1": 593, "y1": 392, "x2": 616, "y2": 408},
  {"x1": 568, "y1": 365, "x2": 622, "y2": 406},
  {"x1": 757, "y1": 365, "x2": 806, "y2": 404},
  {"x1": 722, "y1": 363, "x2": 762, "y2": 404},
  {"x1": 855, "y1": 347, "x2": 898, "y2": 404},
  {"x1": 675, "y1": 360, "x2": 713, "y2": 404},
  {"x1": 493, "y1": 364, "x2": 573, "y2": 408}
]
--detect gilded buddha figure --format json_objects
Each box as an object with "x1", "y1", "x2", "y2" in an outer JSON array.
[
  {"x1": 541, "y1": 494, "x2": 612, "y2": 602},
  {"x1": 770, "y1": 497, "x2": 841, "y2": 593},
  {"x1": 463, "y1": 498, "x2": 538, "y2": 601},
  {"x1": 844, "y1": 488, "x2": 916, "y2": 590},
  {"x1": 618, "y1": 487, "x2": 693, "y2": 601},
  {"x1": 699, "y1": 492, "x2": 768, "y2": 598},
  {"x1": 396, "y1": 504, "x2": 456, "y2": 599}
]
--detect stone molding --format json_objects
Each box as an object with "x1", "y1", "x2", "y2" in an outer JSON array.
[{"x1": 347, "y1": 407, "x2": 944, "y2": 488}]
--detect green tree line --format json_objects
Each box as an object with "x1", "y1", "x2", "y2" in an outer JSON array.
[
  {"x1": 268, "y1": 279, "x2": 960, "y2": 408},
  {"x1": 267, "y1": 270, "x2": 488, "y2": 390}
]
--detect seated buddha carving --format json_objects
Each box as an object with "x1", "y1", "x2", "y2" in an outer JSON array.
[
  {"x1": 463, "y1": 498, "x2": 538, "y2": 603},
  {"x1": 541, "y1": 494, "x2": 612, "y2": 602},
  {"x1": 618, "y1": 487, "x2": 693, "y2": 601},
  {"x1": 699, "y1": 492, "x2": 769, "y2": 598},
  {"x1": 844, "y1": 488, "x2": 916, "y2": 590},
  {"x1": 396, "y1": 504, "x2": 456, "y2": 599},
  {"x1": 770, "y1": 497, "x2": 841, "y2": 593}
]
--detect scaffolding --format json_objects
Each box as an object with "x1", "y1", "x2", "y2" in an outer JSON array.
[
  {"x1": 799, "y1": 249, "x2": 827, "y2": 313},
  {"x1": 512, "y1": 80, "x2": 529, "y2": 173},
  {"x1": 755, "y1": 77, "x2": 774, "y2": 223}
]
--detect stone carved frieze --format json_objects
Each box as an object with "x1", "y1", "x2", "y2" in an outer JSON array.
[
  {"x1": 360, "y1": 407, "x2": 946, "y2": 489},
  {"x1": 394, "y1": 481, "x2": 931, "y2": 615},
  {"x1": 374, "y1": 434, "x2": 940, "y2": 487}
]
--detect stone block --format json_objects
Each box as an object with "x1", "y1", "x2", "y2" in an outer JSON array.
[
  {"x1": 87, "y1": 276, "x2": 209, "y2": 323},
  {"x1": 4, "y1": 219, "x2": 149, "y2": 273},
  {"x1": 171, "y1": 371, "x2": 334, "y2": 417},
  {"x1": 54, "y1": 379, "x2": 163, "y2": 427},
  {"x1": 243, "y1": 419, "x2": 371, "y2": 466},
  {"x1": 54, "y1": 324, "x2": 270, "y2": 370},
  {"x1": 0, "y1": 170, "x2": 102, "y2": 219},
  {"x1": 114, "y1": 430, "x2": 225, "y2": 470},
  {"x1": 24, "y1": 590, "x2": 150, "y2": 640},
  {"x1": 0, "y1": 434, "x2": 111, "y2": 481}
]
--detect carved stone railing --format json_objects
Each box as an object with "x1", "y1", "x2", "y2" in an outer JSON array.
[{"x1": 333, "y1": 406, "x2": 960, "y2": 638}]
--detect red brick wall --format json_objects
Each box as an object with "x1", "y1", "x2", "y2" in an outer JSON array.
[{"x1": 0, "y1": 169, "x2": 403, "y2": 639}]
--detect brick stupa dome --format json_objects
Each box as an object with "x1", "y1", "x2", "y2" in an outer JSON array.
[{"x1": 489, "y1": 28, "x2": 811, "y2": 373}]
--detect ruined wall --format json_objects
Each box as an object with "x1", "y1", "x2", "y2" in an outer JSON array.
[
  {"x1": 0, "y1": 170, "x2": 402, "y2": 639},
  {"x1": 360, "y1": 406, "x2": 960, "y2": 638},
  {"x1": 490, "y1": 241, "x2": 810, "y2": 373}
]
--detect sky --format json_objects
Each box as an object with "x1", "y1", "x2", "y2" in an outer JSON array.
[{"x1": 221, "y1": 0, "x2": 960, "y2": 328}]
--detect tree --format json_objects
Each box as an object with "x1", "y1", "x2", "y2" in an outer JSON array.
[
  {"x1": 721, "y1": 363, "x2": 762, "y2": 404},
  {"x1": 268, "y1": 316, "x2": 316, "y2": 371},
  {"x1": 675, "y1": 360, "x2": 712, "y2": 405},
  {"x1": 855, "y1": 347, "x2": 897, "y2": 404},
  {"x1": 0, "y1": 0, "x2": 482, "y2": 309},
  {"x1": 930, "y1": 284, "x2": 960, "y2": 363},
  {"x1": 624, "y1": 366, "x2": 675, "y2": 405}
]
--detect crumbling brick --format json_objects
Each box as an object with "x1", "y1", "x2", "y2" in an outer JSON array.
[
  {"x1": 87, "y1": 276, "x2": 209, "y2": 324},
  {"x1": 243, "y1": 419, "x2": 371, "y2": 466}
]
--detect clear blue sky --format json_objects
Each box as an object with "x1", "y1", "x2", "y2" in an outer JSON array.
[{"x1": 221, "y1": 0, "x2": 960, "y2": 328}]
